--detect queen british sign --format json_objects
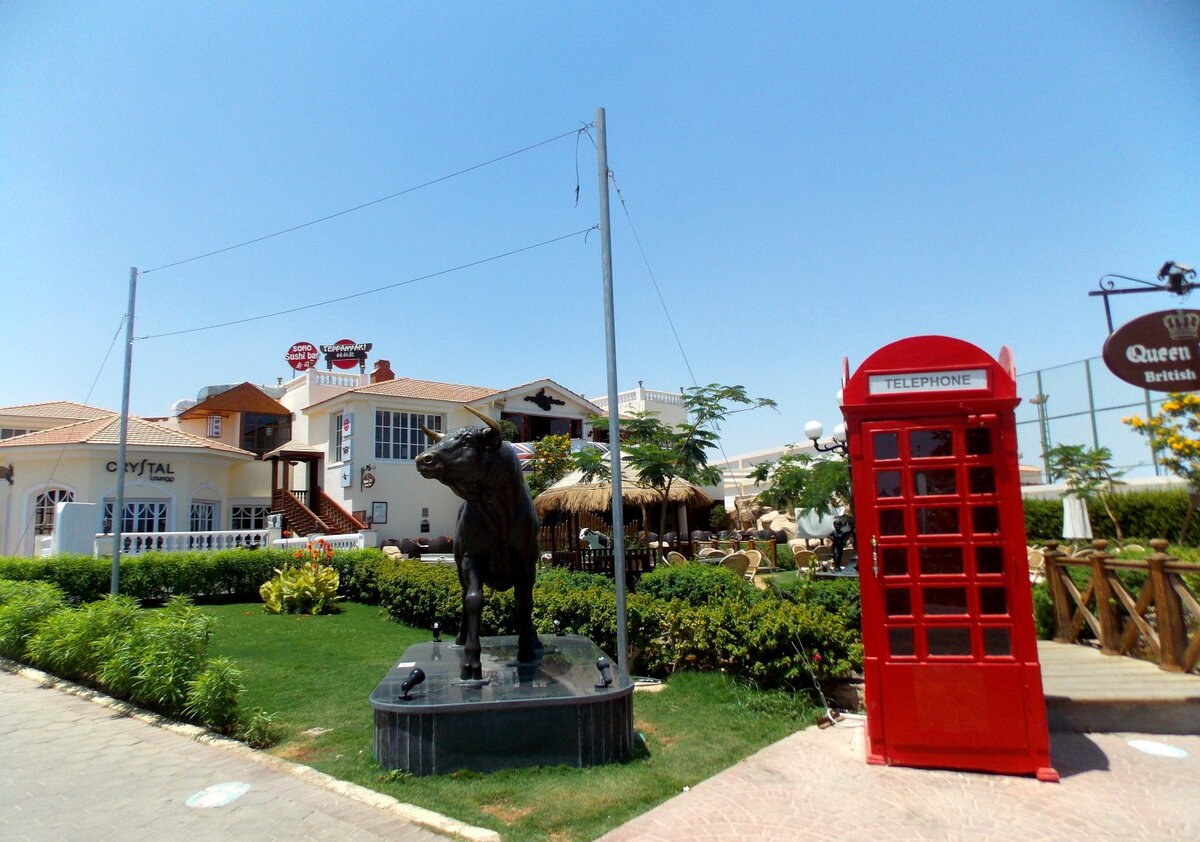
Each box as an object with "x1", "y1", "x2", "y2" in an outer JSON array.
[{"x1": 1102, "y1": 309, "x2": 1200, "y2": 391}]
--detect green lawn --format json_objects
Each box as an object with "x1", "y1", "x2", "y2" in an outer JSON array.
[{"x1": 203, "y1": 601, "x2": 820, "y2": 842}]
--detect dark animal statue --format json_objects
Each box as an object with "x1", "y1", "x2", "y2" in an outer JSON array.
[{"x1": 416, "y1": 405, "x2": 541, "y2": 680}]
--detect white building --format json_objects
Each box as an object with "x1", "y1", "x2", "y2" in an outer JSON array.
[{"x1": 0, "y1": 357, "x2": 616, "y2": 557}]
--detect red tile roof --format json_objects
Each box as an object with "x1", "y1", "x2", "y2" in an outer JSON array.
[
  {"x1": 0, "y1": 401, "x2": 116, "y2": 422},
  {"x1": 0, "y1": 416, "x2": 254, "y2": 455},
  {"x1": 352, "y1": 377, "x2": 500, "y2": 403}
]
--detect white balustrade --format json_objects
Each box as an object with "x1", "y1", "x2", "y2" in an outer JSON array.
[
  {"x1": 94, "y1": 529, "x2": 271, "y2": 557},
  {"x1": 272, "y1": 533, "x2": 365, "y2": 551}
]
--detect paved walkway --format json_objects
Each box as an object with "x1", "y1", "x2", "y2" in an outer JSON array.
[
  {"x1": 0, "y1": 667, "x2": 478, "y2": 842},
  {"x1": 4, "y1": 661, "x2": 1200, "y2": 841},
  {"x1": 597, "y1": 717, "x2": 1200, "y2": 841}
]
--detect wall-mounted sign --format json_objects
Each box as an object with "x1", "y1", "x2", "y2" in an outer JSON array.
[
  {"x1": 320, "y1": 339, "x2": 372, "y2": 372},
  {"x1": 1102, "y1": 309, "x2": 1200, "y2": 392},
  {"x1": 524, "y1": 387, "x2": 566, "y2": 411},
  {"x1": 105, "y1": 459, "x2": 176, "y2": 482},
  {"x1": 867, "y1": 368, "x2": 988, "y2": 396},
  {"x1": 286, "y1": 341, "x2": 320, "y2": 371},
  {"x1": 341, "y1": 413, "x2": 353, "y2": 438},
  {"x1": 340, "y1": 464, "x2": 353, "y2": 488},
  {"x1": 339, "y1": 440, "x2": 353, "y2": 462}
]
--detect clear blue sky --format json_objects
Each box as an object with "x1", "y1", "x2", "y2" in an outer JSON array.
[{"x1": 2, "y1": 2, "x2": 1197, "y2": 470}]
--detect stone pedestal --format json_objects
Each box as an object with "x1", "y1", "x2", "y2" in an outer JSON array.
[{"x1": 370, "y1": 634, "x2": 633, "y2": 775}]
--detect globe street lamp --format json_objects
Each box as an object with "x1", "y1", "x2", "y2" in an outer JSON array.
[{"x1": 804, "y1": 420, "x2": 849, "y2": 456}]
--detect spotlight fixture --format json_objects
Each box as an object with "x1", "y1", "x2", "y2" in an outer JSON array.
[
  {"x1": 594, "y1": 656, "x2": 613, "y2": 690},
  {"x1": 400, "y1": 667, "x2": 425, "y2": 700},
  {"x1": 432, "y1": 622, "x2": 441, "y2": 643}
]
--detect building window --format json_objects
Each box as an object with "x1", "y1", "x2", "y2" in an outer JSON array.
[
  {"x1": 241, "y1": 413, "x2": 291, "y2": 456},
  {"x1": 190, "y1": 501, "x2": 218, "y2": 532},
  {"x1": 103, "y1": 501, "x2": 168, "y2": 533},
  {"x1": 231, "y1": 505, "x2": 269, "y2": 530},
  {"x1": 331, "y1": 412, "x2": 344, "y2": 461},
  {"x1": 375, "y1": 411, "x2": 443, "y2": 461},
  {"x1": 34, "y1": 489, "x2": 74, "y2": 535},
  {"x1": 1, "y1": 428, "x2": 31, "y2": 439}
]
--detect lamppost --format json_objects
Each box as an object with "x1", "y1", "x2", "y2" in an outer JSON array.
[
  {"x1": 803, "y1": 420, "x2": 848, "y2": 456},
  {"x1": 803, "y1": 419, "x2": 852, "y2": 569}
]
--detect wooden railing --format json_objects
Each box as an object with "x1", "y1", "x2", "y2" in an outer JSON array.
[{"x1": 1044, "y1": 539, "x2": 1200, "y2": 674}]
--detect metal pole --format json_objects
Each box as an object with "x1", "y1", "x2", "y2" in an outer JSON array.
[
  {"x1": 1144, "y1": 389, "x2": 1160, "y2": 476},
  {"x1": 1035, "y1": 371, "x2": 1051, "y2": 482},
  {"x1": 595, "y1": 107, "x2": 628, "y2": 670},
  {"x1": 1084, "y1": 359, "x2": 1100, "y2": 449},
  {"x1": 112, "y1": 267, "x2": 138, "y2": 593}
]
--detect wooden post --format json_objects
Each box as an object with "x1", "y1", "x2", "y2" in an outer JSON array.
[
  {"x1": 1091, "y1": 540, "x2": 1119, "y2": 654},
  {"x1": 1148, "y1": 538, "x2": 1185, "y2": 672},
  {"x1": 1044, "y1": 541, "x2": 1073, "y2": 642}
]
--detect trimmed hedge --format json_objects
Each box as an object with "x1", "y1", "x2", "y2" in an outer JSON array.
[
  {"x1": 372, "y1": 559, "x2": 861, "y2": 688},
  {"x1": 1024, "y1": 488, "x2": 1200, "y2": 544},
  {"x1": 0, "y1": 549, "x2": 385, "y2": 604}
]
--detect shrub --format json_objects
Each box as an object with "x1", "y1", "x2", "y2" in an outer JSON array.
[
  {"x1": 0, "y1": 580, "x2": 67, "y2": 659},
  {"x1": 771, "y1": 577, "x2": 861, "y2": 629},
  {"x1": 24, "y1": 594, "x2": 141, "y2": 680},
  {"x1": 259, "y1": 563, "x2": 343, "y2": 615},
  {"x1": 95, "y1": 596, "x2": 216, "y2": 716},
  {"x1": 635, "y1": 563, "x2": 760, "y2": 605},
  {"x1": 377, "y1": 560, "x2": 462, "y2": 631},
  {"x1": 184, "y1": 656, "x2": 245, "y2": 732}
]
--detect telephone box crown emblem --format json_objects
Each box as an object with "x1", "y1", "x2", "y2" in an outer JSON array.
[{"x1": 1163, "y1": 311, "x2": 1200, "y2": 341}]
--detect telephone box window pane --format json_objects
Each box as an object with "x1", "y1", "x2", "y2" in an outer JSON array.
[
  {"x1": 875, "y1": 470, "x2": 902, "y2": 498},
  {"x1": 924, "y1": 586, "x2": 968, "y2": 615},
  {"x1": 968, "y1": 466, "x2": 996, "y2": 494},
  {"x1": 984, "y1": 628, "x2": 1012, "y2": 656},
  {"x1": 886, "y1": 588, "x2": 912, "y2": 616},
  {"x1": 873, "y1": 432, "x2": 899, "y2": 461},
  {"x1": 882, "y1": 547, "x2": 908, "y2": 576},
  {"x1": 916, "y1": 507, "x2": 959, "y2": 534},
  {"x1": 966, "y1": 428, "x2": 992, "y2": 455},
  {"x1": 879, "y1": 509, "x2": 905, "y2": 535},
  {"x1": 889, "y1": 628, "x2": 915, "y2": 657},
  {"x1": 913, "y1": 469, "x2": 957, "y2": 496},
  {"x1": 980, "y1": 587, "x2": 1008, "y2": 615},
  {"x1": 976, "y1": 546, "x2": 1004, "y2": 574},
  {"x1": 927, "y1": 627, "x2": 972, "y2": 656},
  {"x1": 972, "y1": 506, "x2": 1000, "y2": 534},
  {"x1": 919, "y1": 546, "x2": 964, "y2": 575},
  {"x1": 909, "y1": 429, "x2": 954, "y2": 458}
]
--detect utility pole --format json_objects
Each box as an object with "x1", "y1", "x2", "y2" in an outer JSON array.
[
  {"x1": 112, "y1": 267, "x2": 138, "y2": 593},
  {"x1": 595, "y1": 107, "x2": 628, "y2": 670}
]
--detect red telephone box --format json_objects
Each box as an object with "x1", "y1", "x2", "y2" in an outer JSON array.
[{"x1": 841, "y1": 336, "x2": 1057, "y2": 781}]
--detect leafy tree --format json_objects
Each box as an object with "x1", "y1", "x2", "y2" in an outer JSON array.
[
  {"x1": 498, "y1": 418, "x2": 519, "y2": 442},
  {"x1": 1045, "y1": 443, "x2": 1125, "y2": 541},
  {"x1": 527, "y1": 434, "x2": 573, "y2": 498},
  {"x1": 748, "y1": 452, "x2": 851, "y2": 517},
  {"x1": 575, "y1": 384, "x2": 776, "y2": 546},
  {"x1": 1125, "y1": 393, "x2": 1200, "y2": 542}
]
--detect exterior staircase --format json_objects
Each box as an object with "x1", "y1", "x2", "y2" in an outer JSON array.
[{"x1": 273, "y1": 489, "x2": 365, "y2": 537}]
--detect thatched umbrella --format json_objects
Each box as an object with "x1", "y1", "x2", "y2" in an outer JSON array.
[{"x1": 533, "y1": 463, "x2": 713, "y2": 520}]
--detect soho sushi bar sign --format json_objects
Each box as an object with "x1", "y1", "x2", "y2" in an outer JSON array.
[
  {"x1": 1102, "y1": 310, "x2": 1200, "y2": 391},
  {"x1": 286, "y1": 339, "x2": 373, "y2": 372}
]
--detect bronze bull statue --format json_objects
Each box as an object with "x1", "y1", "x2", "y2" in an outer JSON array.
[{"x1": 416, "y1": 405, "x2": 541, "y2": 680}]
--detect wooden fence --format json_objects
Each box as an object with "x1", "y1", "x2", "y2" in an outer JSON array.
[{"x1": 1044, "y1": 539, "x2": 1200, "y2": 674}]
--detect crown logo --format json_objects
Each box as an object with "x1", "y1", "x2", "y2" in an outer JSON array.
[{"x1": 1163, "y1": 311, "x2": 1200, "y2": 341}]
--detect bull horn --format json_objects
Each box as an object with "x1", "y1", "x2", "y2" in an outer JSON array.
[
  {"x1": 463, "y1": 404, "x2": 501, "y2": 434},
  {"x1": 419, "y1": 423, "x2": 444, "y2": 442}
]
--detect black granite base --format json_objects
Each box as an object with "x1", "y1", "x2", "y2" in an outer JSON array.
[{"x1": 370, "y1": 634, "x2": 633, "y2": 775}]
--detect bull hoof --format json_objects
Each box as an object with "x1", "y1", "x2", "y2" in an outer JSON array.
[{"x1": 460, "y1": 663, "x2": 483, "y2": 681}]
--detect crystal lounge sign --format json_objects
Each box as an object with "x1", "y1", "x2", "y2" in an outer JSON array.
[{"x1": 1102, "y1": 309, "x2": 1200, "y2": 392}]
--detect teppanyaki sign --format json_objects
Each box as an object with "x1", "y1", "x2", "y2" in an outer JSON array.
[{"x1": 1102, "y1": 309, "x2": 1200, "y2": 392}]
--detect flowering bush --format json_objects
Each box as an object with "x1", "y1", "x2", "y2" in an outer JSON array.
[
  {"x1": 1125, "y1": 393, "x2": 1200, "y2": 541},
  {"x1": 260, "y1": 540, "x2": 342, "y2": 615}
]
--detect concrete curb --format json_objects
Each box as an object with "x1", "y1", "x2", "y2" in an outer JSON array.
[{"x1": 0, "y1": 657, "x2": 500, "y2": 842}]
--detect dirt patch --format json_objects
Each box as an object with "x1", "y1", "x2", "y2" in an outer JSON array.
[{"x1": 480, "y1": 803, "x2": 535, "y2": 824}]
